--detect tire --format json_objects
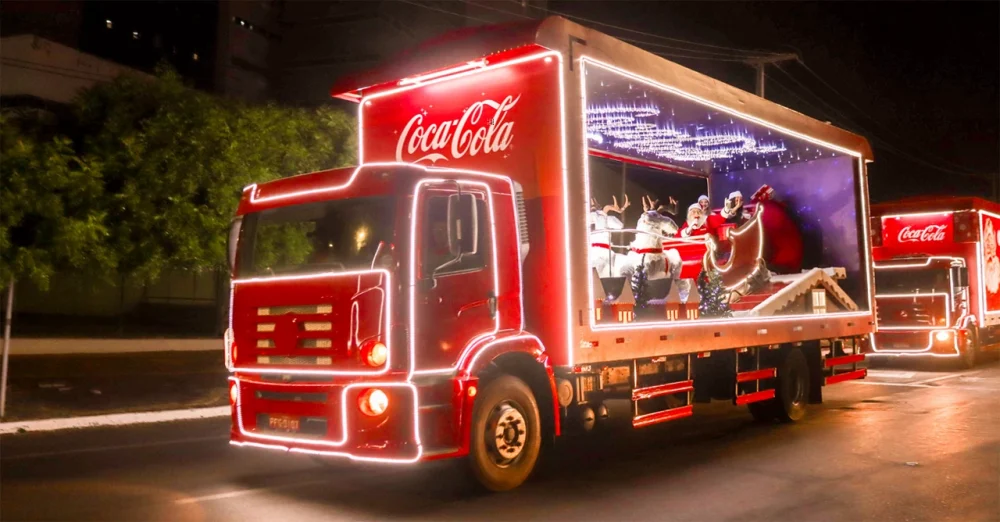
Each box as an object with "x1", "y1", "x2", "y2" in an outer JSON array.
[
  {"x1": 959, "y1": 328, "x2": 978, "y2": 369},
  {"x1": 774, "y1": 348, "x2": 810, "y2": 423},
  {"x1": 468, "y1": 375, "x2": 542, "y2": 492}
]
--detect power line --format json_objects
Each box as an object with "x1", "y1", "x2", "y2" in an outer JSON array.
[
  {"x1": 518, "y1": 1, "x2": 784, "y2": 57},
  {"x1": 396, "y1": 0, "x2": 495, "y2": 25},
  {"x1": 772, "y1": 64, "x2": 991, "y2": 180},
  {"x1": 794, "y1": 59, "x2": 980, "y2": 175}
]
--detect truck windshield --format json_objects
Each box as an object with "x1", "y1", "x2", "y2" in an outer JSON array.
[
  {"x1": 875, "y1": 267, "x2": 950, "y2": 294},
  {"x1": 237, "y1": 196, "x2": 395, "y2": 277}
]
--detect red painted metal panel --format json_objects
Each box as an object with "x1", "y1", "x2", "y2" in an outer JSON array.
[
  {"x1": 825, "y1": 368, "x2": 867, "y2": 385},
  {"x1": 825, "y1": 354, "x2": 865, "y2": 368},
  {"x1": 632, "y1": 405, "x2": 694, "y2": 428},
  {"x1": 736, "y1": 368, "x2": 777, "y2": 383},
  {"x1": 735, "y1": 389, "x2": 775, "y2": 405},
  {"x1": 631, "y1": 380, "x2": 694, "y2": 401}
]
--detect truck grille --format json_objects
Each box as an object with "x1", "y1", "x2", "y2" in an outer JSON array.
[{"x1": 876, "y1": 294, "x2": 949, "y2": 328}]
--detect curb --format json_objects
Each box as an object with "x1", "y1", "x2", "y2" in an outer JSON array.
[{"x1": 0, "y1": 406, "x2": 230, "y2": 434}]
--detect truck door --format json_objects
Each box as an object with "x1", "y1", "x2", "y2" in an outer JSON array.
[{"x1": 414, "y1": 182, "x2": 497, "y2": 372}]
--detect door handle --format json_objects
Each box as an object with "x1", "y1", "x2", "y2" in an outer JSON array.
[{"x1": 487, "y1": 291, "x2": 498, "y2": 320}]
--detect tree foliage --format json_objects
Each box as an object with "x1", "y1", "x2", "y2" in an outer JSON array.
[
  {"x1": 0, "y1": 116, "x2": 113, "y2": 290},
  {"x1": 697, "y1": 269, "x2": 733, "y2": 318},
  {"x1": 73, "y1": 66, "x2": 356, "y2": 282}
]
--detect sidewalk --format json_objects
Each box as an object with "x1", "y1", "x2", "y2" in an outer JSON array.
[{"x1": 1, "y1": 351, "x2": 228, "y2": 423}]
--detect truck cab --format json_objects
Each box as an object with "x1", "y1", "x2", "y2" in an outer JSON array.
[{"x1": 227, "y1": 165, "x2": 531, "y2": 464}]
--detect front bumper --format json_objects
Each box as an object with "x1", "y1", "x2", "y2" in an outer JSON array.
[
  {"x1": 868, "y1": 329, "x2": 962, "y2": 357},
  {"x1": 228, "y1": 376, "x2": 422, "y2": 463}
]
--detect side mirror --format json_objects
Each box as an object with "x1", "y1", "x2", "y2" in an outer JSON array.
[
  {"x1": 446, "y1": 193, "x2": 478, "y2": 258},
  {"x1": 951, "y1": 266, "x2": 969, "y2": 288}
]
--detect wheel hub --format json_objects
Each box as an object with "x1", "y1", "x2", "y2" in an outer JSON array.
[{"x1": 487, "y1": 403, "x2": 527, "y2": 466}]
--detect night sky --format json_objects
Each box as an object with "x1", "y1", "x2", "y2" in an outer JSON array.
[{"x1": 550, "y1": 1, "x2": 999, "y2": 202}]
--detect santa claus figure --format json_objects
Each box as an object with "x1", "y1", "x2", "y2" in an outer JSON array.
[
  {"x1": 675, "y1": 203, "x2": 710, "y2": 306},
  {"x1": 696, "y1": 195, "x2": 710, "y2": 227},
  {"x1": 721, "y1": 190, "x2": 751, "y2": 226},
  {"x1": 679, "y1": 203, "x2": 709, "y2": 238},
  {"x1": 620, "y1": 196, "x2": 681, "y2": 293},
  {"x1": 589, "y1": 195, "x2": 629, "y2": 277}
]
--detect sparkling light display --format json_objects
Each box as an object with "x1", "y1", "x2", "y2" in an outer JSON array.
[{"x1": 586, "y1": 103, "x2": 787, "y2": 163}]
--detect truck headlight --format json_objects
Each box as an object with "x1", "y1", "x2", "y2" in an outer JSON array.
[
  {"x1": 934, "y1": 331, "x2": 951, "y2": 342},
  {"x1": 359, "y1": 388, "x2": 389, "y2": 416}
]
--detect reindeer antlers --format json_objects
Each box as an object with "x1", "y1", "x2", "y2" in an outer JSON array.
[{"x1": 603, "y1": 195, "x2": 630, "y2": 215}]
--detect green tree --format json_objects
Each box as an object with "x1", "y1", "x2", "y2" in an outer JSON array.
[
  {"x1": 73, "y1": 66, "x2": 356, "y2": 282},
  {"x1": 697, "y1": 268, "x2": 733, "y2": 318},
  {"x1": 0, "y1": 116, "x2": 113, "y2": 290}
]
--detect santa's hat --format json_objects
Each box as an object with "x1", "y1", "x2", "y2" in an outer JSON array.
[
  {"x1": 728, "y1": 190, "x2": 743, "y2": 200},
  {"x1": 687, "y1": 203, "x2": 702, "y2": 213},
  {"x1": 698, "y1": 195, "x2": 709, "y2": 203}
]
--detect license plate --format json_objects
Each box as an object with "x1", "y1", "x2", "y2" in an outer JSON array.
[{"x1": 267, "y1": 414, "x2": 300, "y2": 432}]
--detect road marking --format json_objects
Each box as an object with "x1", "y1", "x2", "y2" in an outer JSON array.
[
  {"x1": 175, "y1": 479, "x2": 333, "y2": 505},
  {"x1": 2, "y1": 435, "x2": 229, "y2": 460},
  {"x1": 866, "y1": 370, "x2": 917, "y2": 379},
  {"x1": 0, "y1": 406, "x2": 230, "y2": 435},
  {"x1": 912, "y1": 371, "x2": 977, "y2": 385},
  {"x1": 853, "y1": 380, "x2": 999, "y2": 391}
]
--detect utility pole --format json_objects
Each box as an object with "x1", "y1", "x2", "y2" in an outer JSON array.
[{"x1": 745, "y1": 53, "x2": 799, "y2": 99}]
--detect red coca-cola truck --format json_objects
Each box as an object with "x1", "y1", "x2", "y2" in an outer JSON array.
[
  {"x1": 867, "y1": 196, "x2": 1000, "y2": 366},
  {"x1": 225, "y1": 17, "x2": 876, "y2": 491}
]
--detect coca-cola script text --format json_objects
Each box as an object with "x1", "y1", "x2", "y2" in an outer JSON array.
[
  {"x1": 897, "y1": 224, "x2": 948, "y2": 243},
  {"x1": 395, "y1": 95, "x2": 520, "y2": 164}
]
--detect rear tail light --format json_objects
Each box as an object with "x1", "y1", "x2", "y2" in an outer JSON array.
[
  {"x1": 229, "y1": 383, "x2": 239, "y2": 404},
  {"x1": 359, "y1": 388, "x2": 389, "y2": 416},
  {"x1": 870, "y1": 216, "x2": 883, "y2": 247},
  {"x1": 953, "y1": 211, "x2": 979, "y2": 242}
]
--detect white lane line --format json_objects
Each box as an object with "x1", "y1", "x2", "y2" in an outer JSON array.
[
  {"x1": 866, "y1": 371, "x2": 916, "y2": 379},
  {"x1": 2, "y1": 435, "x2": 229, "y2": 460},
  {"x1": 912, "y1": 371, "x2": 977, "y2": 385},
  {"x1": 853, "y1": 380, "x2": 1000, "y2": 391},
  {"x1": 0, "y1": 406, "x2": 230, "y2": 434},
  {"x1": 175, "y1": 479, "x2": 333, "y2": 505}
]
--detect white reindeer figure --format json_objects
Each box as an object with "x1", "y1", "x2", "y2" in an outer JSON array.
[{"x1": 589, "y1": 195, "x2": 629, "y2": 277}]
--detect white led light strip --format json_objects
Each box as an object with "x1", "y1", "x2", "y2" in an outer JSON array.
[
  {"x1": 868, "y1": 330, "x2": 960, "y2": 357},
  {"x1": 407, "y1": 179, "x2": 503, "y2": 378},
  {"x1": 227, "y1": 269, "x2": 393, "y2": 376},
  {"x1": 874, "y1": 292, "x2": 952, "y2": 331},
  {"x1": 230, "y1": 377, "x2": 422, "y2": 463},
  {"x1": 357, "y1": 50, "x2": 569, "y2": 367},
  {"x1": 980, "y1": 210, "x2": 1000, "y2": 320},
  {"x1": 578, "y1": 58, "x2": 873, "y2": 334}
]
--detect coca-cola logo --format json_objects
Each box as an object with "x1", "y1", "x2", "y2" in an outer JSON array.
[
  {"x1": 395, "y1": 95, "x2": 520, "y2": 164},
  {"x1": 897, "y1": 224, "x2": 948, "y2": 243}
]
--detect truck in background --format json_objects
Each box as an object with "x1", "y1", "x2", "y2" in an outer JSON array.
[
  {"x1": 867, "y1": 196, "x2": 1000, "y2": 366},
  {"x1": 226, "y1": 16, "x2": 876, "y2": 491}
]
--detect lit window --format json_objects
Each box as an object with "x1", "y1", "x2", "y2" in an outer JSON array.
[
  {"x1": 132, "y1": 31, "x2": 140, "y2": 40},
  {"x1": 810, "y1": 289, "x2": 827, "y2": 314},
  {"x1": 106, "y1": 19, "x2": 113, "y2": 29},
  {"x1": 192, "y1": 53, "x2": 199, "y2": 61}
]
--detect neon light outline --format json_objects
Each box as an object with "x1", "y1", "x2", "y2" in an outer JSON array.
[
  {"x1": 980, "y1": 210, "x2": 1000, "y2": 320},
  {"x1": 869, "y1": 329, "x2": 960, "y2": 356},
  {"x1": 873, "y1": 292, "x2": 952, "y2": 331},
  {"x1": 407, "y1": 179, "x2": 502, "y2": 378},
  {"x1": 578, "y1": 57, "x2": 873, "y2": 334},
  {"x1": 399, "y1": 60, "x2": 487, "y2": 86},
  {"x1": 229, "y1": 378, "x2": 422, "y2": 463},
  {"x1": 228, "y1": 269, "x2": 393, "y2": 376}
]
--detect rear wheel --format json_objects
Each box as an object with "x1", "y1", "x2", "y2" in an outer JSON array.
[
  {"x1": 468, "y1": 375, "x2": 542, "y2": 492},
  {"x1": 774, "y1": 348, "x2": 810, "y2": 423}
]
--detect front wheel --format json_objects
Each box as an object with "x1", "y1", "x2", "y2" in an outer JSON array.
[
  {"x1": 959, "y1": 328, "x2": 978, "y2": 369},
  {"x1": 468, "y1": 375, "x2": 542, "y2": 492}
]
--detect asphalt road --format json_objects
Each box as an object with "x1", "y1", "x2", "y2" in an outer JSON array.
[{"x1": 3, "y1": 362, "x2": 998, "y2": 522}]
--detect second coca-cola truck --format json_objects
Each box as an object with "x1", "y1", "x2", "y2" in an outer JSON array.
[
  {"x1": 226, "y1": 17, "x2": 875, "y2": 491},
  {"x1": 867, "y1": 196, "x2": 1000, "y2": 366}
]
